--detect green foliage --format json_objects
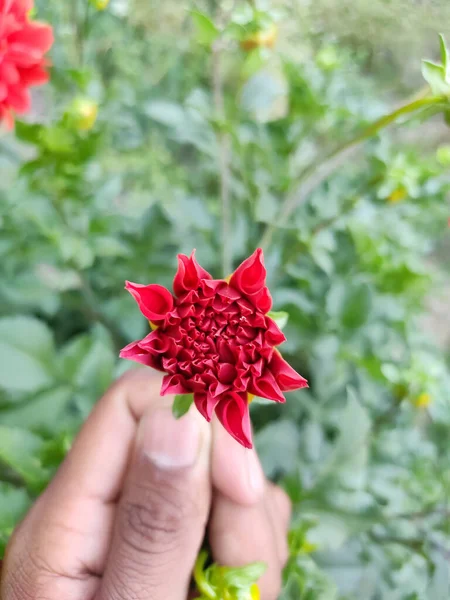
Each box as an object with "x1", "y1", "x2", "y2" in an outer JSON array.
[
  {"x1": 172, "y1": 394, "x2": 194, "y2": 419},
  {"x1": 194, "y1": 550, "x2": 265, "y2": 599},
  {"x1": 1, "y1": 1, "x2": 450, "y2": 597}
]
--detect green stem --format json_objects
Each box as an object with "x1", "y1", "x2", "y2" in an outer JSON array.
[
  {"x1": 259, "y1": 92, "x2": 446, "y2": 251},
  {"x1": 193, "y1": 551, "x2": 216, "y2": 600}
]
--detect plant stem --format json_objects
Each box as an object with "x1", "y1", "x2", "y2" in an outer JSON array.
[
  {"x1": 212, "y1": 16, "x2": 233, "y2": 276},
  {"x1": 259, "y1": 92, "x2": 446, "y2": 250}
]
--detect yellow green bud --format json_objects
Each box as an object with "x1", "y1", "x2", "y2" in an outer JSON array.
[{"x1": 68, "y1": 97, "x2": 98, "y2": 131}]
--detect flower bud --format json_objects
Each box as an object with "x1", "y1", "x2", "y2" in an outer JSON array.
[
  {"x1": 89, "y1": 0, "x2": 110, "y2": 10},
  {"x1": 412, "y1": 393, "x2": 431, "y2": 408},
  {"x1": 68, "y1": 97, "x2": 98, "y2": 131},
  {"x1": 436, "y1": 145, "x2": 450, "y2": 166},
  {"x1": 240, "y1": 24, "x2": 278, "y2": 52}
]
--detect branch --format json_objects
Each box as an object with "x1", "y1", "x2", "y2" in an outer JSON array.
[{"x1": 259, "y1": 90, "x2": 446, "y2": 250}]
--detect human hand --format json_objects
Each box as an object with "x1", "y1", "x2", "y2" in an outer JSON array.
[{"x1": 1, "y1": 369, "x2": 291, "y2": 600}]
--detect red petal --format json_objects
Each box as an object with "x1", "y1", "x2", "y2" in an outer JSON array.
[
  {"x1": 270, "y1": 352, "x2": 309, "y2": 391},
  {"x1": 9, "y1": 22, "x2": 54, "y2": 54},
  {"x1": 249, "y1": 368, "x2": 285, "y2": 403},
  {"x1": 6, "y1": 85, "x2": 30, "y2": 113},
  {"x1": 194, "y1": 392, "x2": 220, "y2": 422},
  {"x1": 160, "y1": 374, "x2": 190, "y2": 396},
  {"x1": 173, "y1": 250, "x2": 212, "y2": 296},
  {"x1": 251, "y1": 286, "x2": 272, "y2": 313},
  {"x1": 0, "y1": 105, "x2": 14, "y2": 129},
  {"x1": 125, "y1": 281, "x2": 173, "y2": 321},
  {"x1": 0, "y1": 62, "x2": 20, "y2": 85},
  {"x1": 19, "y1": 64, "x2": 49, "y2": 85},
  {"x1": 215, "y1": 392, "x2": 253, "y2": 449},
  {"x1": 229, "y1": 248, "x2": 267, "y2": 296},
  {"x1": 265, "y1": 317, "x2": 286, "y2": 346},
  {"x1": 119, "y1": 339, "x2": 163, "y2": 370}
]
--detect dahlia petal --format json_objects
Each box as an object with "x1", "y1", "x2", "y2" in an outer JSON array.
[
  {"x1": 139, "y1": 330, "x2": 176, "y2": 356},
  {"x1": 215, "y1": 393, "x2": 253, "y2": 449},
  {"x1": 249, "y1": 368, "x2": 285, "y2": 403},
  {"x1": 173, "y1": 250, "x2": 212, "y2": 296},
  {"x1": 229, "y1": 248, "x2": 267, "y2": 296},
  {"x1": 250, "y1": 286, "x2": 272, "y2": 313},
  {"x1": 125, "y1": 281, "x2": 173, "y2": 321},
  {"x1": 7, "y1": 0, "x2": 33, "y2": 19},
  {"x1": 265, "y1": 317, "x2": 287, "y2": 346},
  {"x1": 0, "y1": 105, "x2": 14, "y2": 129},
  {"x1": 0, "y1": 62, "x2": 20, "y2": 85},
  {"x1": 6, "y1": 85, "x2": 30, "y2": 112},
  {"x1": 9, "y1": 22, "x2": 54, "y2": 54},
  {"x1": 119, "y1": 340, "x2": 163, "y2": 370},
  {"x1": 194, "y1": 392, "x2": 220, "y2": 422},
  {"x1": 211, "y1": 380, "x2": 230, "y2": 397},
  {"x1": 270, "y1": 351, "x2": 309, "y2": 391},
  {"x1": 161, "y1": 374, "x2": 190, "y2": 396},
  {"x1": 200, "y1": 278, "x2": 222, "y2": 298},
  {"x1": 218, "y1": 362, "x2": 237, "y2": 384},
  {"x1": 217, "y1": 282, "x2": 241, "y2": 301},
  {"x1": 19, "y1": 64, "x2": 49, "y2": 85}
]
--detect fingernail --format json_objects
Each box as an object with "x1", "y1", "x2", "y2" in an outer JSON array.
[
  {"x1": 139, "y1": 407, "x2": 201, "y2": 469},
  {"x1": 246, "y1": 448, "x2": 265, "y2": 497}
]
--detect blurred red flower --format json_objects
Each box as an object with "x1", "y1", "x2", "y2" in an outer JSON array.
[
  {"x1": 120, "y1": 249, "x2": 308, "y2": 448},
  {"x1": 0, "y1": 0, "x2": 53, "y2": 127}
]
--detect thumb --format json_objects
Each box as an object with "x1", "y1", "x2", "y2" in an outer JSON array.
[{"x1": 97, "y1": 403, "x2": 211, "y2": 600}]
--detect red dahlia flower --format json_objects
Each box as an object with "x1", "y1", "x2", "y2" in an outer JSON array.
[
  {"x1": 120, "y1": 249, "x2": 308, "y2": 448},
  {"x1": 0, "y1": 0, "x2": 53, "y2": 127}
]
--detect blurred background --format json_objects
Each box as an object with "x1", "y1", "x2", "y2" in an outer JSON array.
[{"x1": 1, "y1": 0, "x2": 450, "y2": 598}]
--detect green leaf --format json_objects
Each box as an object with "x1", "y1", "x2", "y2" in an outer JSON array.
[
  {"x1": 324, "y1": 388, "x2": 371, "y2": 488},
  {"x1": 0, "y1": 483, "x2": 30, "y2": 531},
  {"x1": 172, "y1": 394, "x2": 194, "y2": 419},
  {"x1": 256, "y1": 420, "x2": 301, "y2": 478},
  {"x1": 59, "y1": 328, "x2": 115, "y2": 400},
  {"x1": 326, "y1": 280, "x2": 372, "y2": 330},
  {"x1": 267, "y1": 310, "x2": 289, "y2": 329},
  {"x1": 222, "y1": 562, "x2": 266, "y2": 589},
  {"x1": 0, "y1": 426, "x2": 48, "y2": 490},
  {"x1": 190, "y1": 10, "x2": 219, "y2": 46},
  {"x1": 421, "y1": 60, "x2": 450, "y2": 96},
  {"x1": 0, "y1": 483, "x2": 31, "y2": 558},
  {"x1": 144, "y1": 100, "x2": 186, "y2": 128},
  {"x1": 439, "y1": 33, "x2": 449, "y2": 76},
  {"x1": 0, "y1": 386, "x2": 74, "y2": 434},
  {"x1": 0, "y1": 316, "x2": 54, "y2": 392}
]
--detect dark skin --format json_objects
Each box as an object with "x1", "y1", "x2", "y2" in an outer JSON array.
[{"x1": 1, "y1": 369, "x2": 291, "y2": 600}]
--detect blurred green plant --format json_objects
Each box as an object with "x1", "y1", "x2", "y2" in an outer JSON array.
[{"x1": 0, "y1": 0, "x2": 450, "y2": 597}]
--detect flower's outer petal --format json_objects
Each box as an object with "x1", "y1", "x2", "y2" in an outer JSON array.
[
  {"x1": 125, "y1": 281, "x2": 173, "y2": 322},
  {"x1": 173, "y1": 250, "x2": 212, "y2": 296},
  {"x1": 194, "y1": 392, "x2": 220, "y2": 422},
  {"x1": 160, "y1": 374, "x2": 190, "y2": 396},
  {"x1": 229, "y1": 248, "x2": 267, "y2": 296},
  {"x1": 19, "y1": 64, "x2": 49, "y2": 85},
  {"x1": 119, "y1": 340, "x2": 163, "y2": 370},
  {"x1": 9, "y1": 22, "x2": 54, "y2": 55},
  {"x1": 251, "y1": 286, "x2": 272, "y2": 313},
  {"x1": 265, "y1": 316, "x2": 287, "y2": 346},
  {"x1": 270, "y1": 351, "x2": 309, "y2": 391},
  {"x1": 6, "y1": 85, "x2": 30, "y2": 112},
  {"x1": 215, "y1": 392, "x2": 253, "y2": 449},
  {"x1": 249, "y1": 368, "x2": 285, "y2": 403}
]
